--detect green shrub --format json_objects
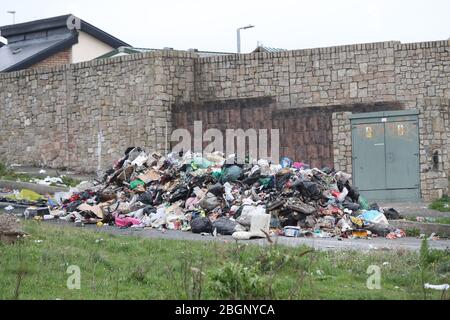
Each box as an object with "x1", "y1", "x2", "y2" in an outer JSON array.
[
  {"x1": 60, "y1": 175, "x2": 81, "y2": 187},
  {"x1": 256, "y1": 247, "x2": 290, "y2": 273},
  {"x1": 209, "y1": 262, "x2": 268, "y2": 299}
]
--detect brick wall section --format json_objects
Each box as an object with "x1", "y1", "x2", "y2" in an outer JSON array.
[
  {"x1": 30, "y1": 48, "x2": 71, "y2": 69},
  {"x1": 173, "y1": 98, "x2": 403, "y2": 169}
]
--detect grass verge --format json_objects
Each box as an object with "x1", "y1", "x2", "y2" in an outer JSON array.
[
  {"x1": 0, "y1": 220, "x2": 449, "y2": 300},
  {"x1": 429, "y1": 195, "x2": 450, "y2": 213},
  {"x1": 0, "y1": 221, "x2": 450, "y2": 299}
]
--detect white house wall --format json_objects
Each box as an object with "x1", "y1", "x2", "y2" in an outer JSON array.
[{"x1": 71, "y1": 31, "x2": 114, "y2": 63}]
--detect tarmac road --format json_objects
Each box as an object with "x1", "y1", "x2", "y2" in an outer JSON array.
[
  {"x1": 2, "y1": 200, "x2": 450, "y2": 252},
  {"x1": 46, "y1": 219, "x2": 450, "y2": 252}
]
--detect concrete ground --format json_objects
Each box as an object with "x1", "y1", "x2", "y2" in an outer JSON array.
[
  {"x1": 44, "y1": 219, "x2": 450, "y2": 251},
  {"x1": 382, "y1": 202, "x2": 450, "y2": 218}
]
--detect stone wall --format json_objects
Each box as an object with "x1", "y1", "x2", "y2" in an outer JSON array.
[
  {"x1": 395, "y1": 41, "x2": 450, "y2": 102},
  {"x1": 415, "y1": 98, "x2": 450, "y2": 200},
  {"x1": 332, "y1": 112, "x2": 352, "y2": 174},
  {"x1": 194, "y1": 40, "x2": 450, "y2": 106},
  {"x1": 0, "y1": 50, "x2": 195, "y2": 173},
  {"x1": 0, "y1": 39, "x2": 449, "y2": 198},
  {"x1": 195, "y1": 41, "x2": 400, "y2": 107}
]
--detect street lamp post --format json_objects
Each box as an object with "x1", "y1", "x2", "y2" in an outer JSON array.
[
  {"x1": 7, "y1": 11, "x2": 16, "y2": 24},
  {"x1": 236, "y1": 24, "x2": 254, "y2": 53}
]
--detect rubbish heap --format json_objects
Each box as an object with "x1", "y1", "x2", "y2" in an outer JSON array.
[{"x1": 2, "y1": 147, "x2": 406, "y2": 240}]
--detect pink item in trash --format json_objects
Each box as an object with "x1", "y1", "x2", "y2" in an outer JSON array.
[
  {"x1": 185, "y1": 197, "x2": 199, "y2": 210},
  {"x1": 115, "y1": 216, "x2": 141, "y2": 227},
  {"x1": 292, "y1": 162, "x2": 305, "y2": 169}
]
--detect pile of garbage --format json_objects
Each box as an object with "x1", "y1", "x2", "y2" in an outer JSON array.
[{"x1": 2, "y1": 147, "x2": 406, "y2": 240}]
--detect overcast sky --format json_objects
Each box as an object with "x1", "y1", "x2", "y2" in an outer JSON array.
[{"x1": 1, "y1": 0, "x2": 449, "y2": 53}]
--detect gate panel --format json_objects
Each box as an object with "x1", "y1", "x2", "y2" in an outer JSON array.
[
  {"x1": 385, "y1": 121, "x2": 420, "y2": 190},
  {"x1": 350, "y1": 110, "x2": 420, "y2": 201},
  {"x1": 352, "y1": 123, "x2": 386, "y2": 190}
]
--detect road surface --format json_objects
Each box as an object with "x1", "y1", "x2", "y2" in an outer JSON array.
[{"x1": 45, "y1": 219, "x2": 450, "y2": 251}]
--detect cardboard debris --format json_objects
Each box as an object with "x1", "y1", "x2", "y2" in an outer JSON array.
[
  {"x1": 77, "y1": 203, "x2": 104, "y2": 219},
  {"x1": 137, "y1": 169, "x2": 161, "y2": 184}
]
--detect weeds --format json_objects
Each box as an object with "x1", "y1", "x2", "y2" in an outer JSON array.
[
  {"x1": 209, "y1": 238, "x2": 313, "y2": 300},
  {"x1": 59, "y1": 175, "x2": 81, "y2": 187},
  {"x1": 429, "y1": 195, "x2": 450, "y2": 212},
  {"x1": 209, "y1": 262, "x2": 268, "y2": 299},
  {"x1": 179, "y1": 246, "x2": 206, "y2": 300},
  {"x1": 0, "y1": 162, "x2": 37, "y2": 183},
  {"x1": 130, "y1": 266, "x2": 148, "y2": 283},
  {"x1": 13, "y1": 238, "x2": 28, "y2": 300},
  {"x1": 406, "y1": 228, "x2": 421, "y2": 237},
  {"x1": 419, "y1": 238, "x2": 430, "y2": 299}
]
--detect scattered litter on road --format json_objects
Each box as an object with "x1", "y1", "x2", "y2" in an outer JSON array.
[
  {"x1": 386, "y1": 229, "x2": 406, "y2": 239},
  {"x1": 31, "y1": 176, "x2": 64, "y2": 186},
  {"x1": 428, "y1": 232, "x2": 440, "y2": 241},
  {"x1": 416, "y1": 216, "x2": 437, "y2": 223}
]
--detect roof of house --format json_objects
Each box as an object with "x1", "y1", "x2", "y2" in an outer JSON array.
[
  {"x1": 95, "y1": 46, "x2": 156, "y2": 59},
  {"x1": 191, "y1": 49, "x2": 234, "y2": 58},
  {"x1": 0, "y1": 31, "x2": 78, "y2": 72},
  {"x1": 252, "y1": 45, "x2": 287, "y2": 53},
  {"x1": 95, "y1": 46, "x2": 234, "y2": 59},
  {"x1": 0, "y1": 14, "x2": 130, "y2": 72}
]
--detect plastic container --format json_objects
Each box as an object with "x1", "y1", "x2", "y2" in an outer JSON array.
[{"x1": 283, "y1": 226, "x2": 301, "y2": 237}]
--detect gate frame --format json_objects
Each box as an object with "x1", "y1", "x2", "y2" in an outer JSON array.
[{"x1": 349, "y1": 109, "x2": 420, "y2": 202}]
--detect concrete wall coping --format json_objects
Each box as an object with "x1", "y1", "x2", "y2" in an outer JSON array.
[
  {"x1": 349, "y1": 109, "x2": 419, "y2": 119},
  {"x1": 0, "y1": 49, "x2": 196, "y2": 80},
  {"x1": 1, "y1": 39, "x2": 449, "y2": 81}
]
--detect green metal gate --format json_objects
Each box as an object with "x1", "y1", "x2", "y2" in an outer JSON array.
[{"x1": 350, "y1": 110, "x2": 420, "y2": 201}]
